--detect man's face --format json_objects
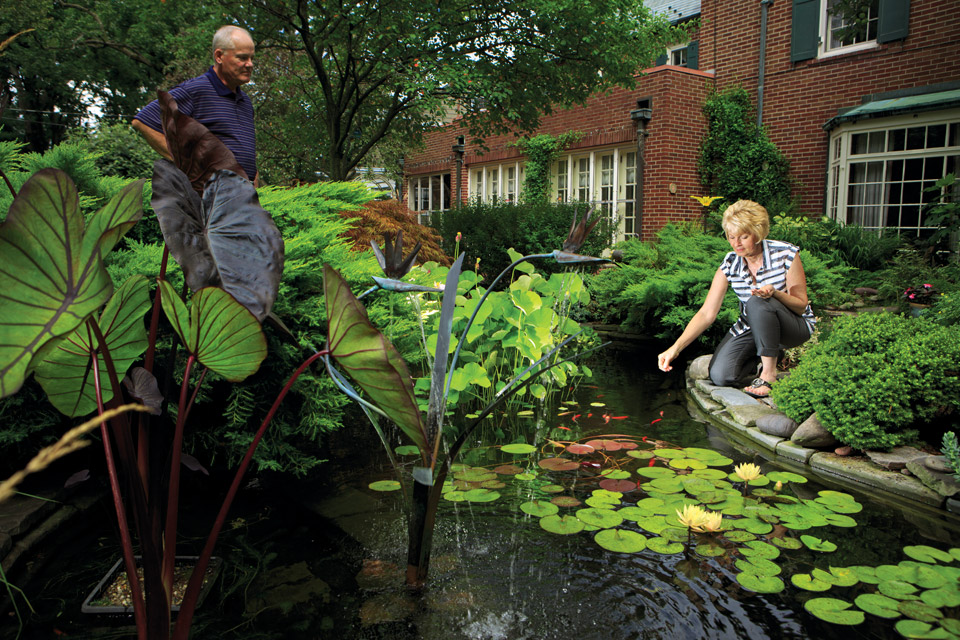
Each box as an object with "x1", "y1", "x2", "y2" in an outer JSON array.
[{"x1": 215, "y1": 33, "x2": 255, "y2": 91}]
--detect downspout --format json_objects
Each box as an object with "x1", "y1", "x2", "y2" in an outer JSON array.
[
  {"x1": 757, "y1": 0, "x2": 774, "y2": 126},
  {"x1": 452, "y1": 136, "x2": 465, "y2": 208},
  {"x1": 630, "y1": 102, "x2": 652, "y2": 238}
]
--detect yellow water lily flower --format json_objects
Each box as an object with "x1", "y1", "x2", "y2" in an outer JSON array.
[
  {"x1": 697, "y1": 510, "x2": 725, "y2": 533},
  {"x1": 734, "y1": 463, "x2": 762, "y2": 482},
  {"x1": 774, "y1": 480, "x2": 783, "y2": 493},
  {"x1": 690, "y1": 195, "x2": 723, "y2": 207},
  {"x1": 676, "y1": 504, "x2": 707, "y2": 530}
]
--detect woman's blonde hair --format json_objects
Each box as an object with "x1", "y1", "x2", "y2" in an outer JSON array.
[{"x1": 722, "y1": 200, "x2": 769, "y2": 242}]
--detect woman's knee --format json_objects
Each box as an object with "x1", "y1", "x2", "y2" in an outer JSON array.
[
  {"x1": 709, "y1": 357, "x2": 739, "y2": 387},
  {"x1": 744, "y1": 296, "x2": 774, "y2": 315}
]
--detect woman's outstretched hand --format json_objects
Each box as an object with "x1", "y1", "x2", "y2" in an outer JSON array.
[{"x1": 658, "y1": 347, "x2": 678, "y2": 372}]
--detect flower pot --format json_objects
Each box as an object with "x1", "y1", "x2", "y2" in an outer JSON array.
[{"x1": 81, "y1": 555, "x2": 221, "y2": 617}]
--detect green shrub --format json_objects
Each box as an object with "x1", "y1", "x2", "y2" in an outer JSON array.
[
  {"x1": 876, "y1": 251, "x2": 960, "y2": 308},
  {"x1": 771, "y1": 313, "x2": 960, "y2": 450},
  {"x1": 931, "y1": 290, "x2": 960, "y2": 326},
  {"x1": 67, "y1": 122, "x2": 156, "y2": 179}
]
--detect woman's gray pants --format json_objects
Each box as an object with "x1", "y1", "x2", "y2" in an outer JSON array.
[{"x1": 708, "y1": 296, "x2": 812, "y2": 387}]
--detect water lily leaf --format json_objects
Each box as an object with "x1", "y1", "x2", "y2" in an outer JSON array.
[
  {"x1": 670, "y1": 458, "x2": 708, "y2": 470},
  {"x1": 702, "y1": 455, "x2": 734, "y2": 467},
  {"x1": 646, "y1": 537, "x2": 684, "y2": 554},
  {"x1": 34, "y1": 275, "x2": 150, "y2": 417},
  {"x1": 766, "y1": 470, "x2": 808, "y2": 484},
  {"x1": 550, "y1": 496, "x2": 581, "y2": 508},
  {"x1": 897, "y1": 562, "x2": 948, "y2": 589},
  {"x1": 654, "y1": 448, "x2": 684, "y2": 459},
  {"x1": 855, "y1": 593, "x2": 901, "y2": 618},
  {"x1": 921, "y1": 586, "x2": 960, "y2": 608},
  {"x1": 636, "y1": 467, "x2": 676, "y2": 479},
  {"x1": 815, "y1": 496, "x2": 862, "y2": 514},
  {"x1": 617, "y1": 507, "x2": 648, "y2": 522},
  {"x1": 444, "y1": 490, "x2": 468, "y2": 502},
  {"x1": 159, "y1": 282, "x2": 267, "y2": 381},
  {"x1": 648, "y1": 477, "x2": 684, "y2": 493},
  {"x1": 736, "y1": 558, "x2": 781, "y2": 576},
  {"x1": 576, "y1": 507, "x2": 624, "y2": 529},
  {"x1": 878, "y1": 580, "x2": 922, "y2": 600},
  {"x1": 599, "y1": 469, "x2": 631, "y2": 480},
  {"x1": 695, "y1": 541, "x2": 727, "y2": 557},
  {"x1": 739, "y1": 519, "x2": 774, "y2": 535},
  {"x1": 804, "y1": 597, "x2": 864, "y2": 625},
  {"x1": 942, "y1": 619, "x2": 960, "y2": 636},
  {"x1": 690, "y1": 468, "x2": 729, "y2": 480},
  {"x1": 894, "y1": 620, "x2": 953, "y2": 639},
  {"x1": 849, "y1": 565, "x2": 881, "y2": 584},
  {"x1": 822, "y1": 567, "x2": 859, "y2": 587},
  {"x1": 898, "y1": 601, "x2": 944, "y2": 623},
  {"x1": 595, "y1": 529, "x2": 646, "y2": 553},
  {"x1": 395, "y1": 445, "x2": 420, "y2": 456},
  {"x1": 324, "y1": 265, "x2": 426, "y2": 452},
  {"x1": 801, "y1": 535, "x2": 837, "y2": 552},
  {"x1": 0, "y1": 170, "x2": 143, "y2": 399},
  {"x1": 152, "y1": 161, "x2": 283, "y2": 321},
  {"x1": 927, "y1": 564, "x2": 960, "y2": 582},
  {"x1": 724, "y1": 530, "x2": 757, "y2": 543},
  {"x1": 751, "y1": 488, "x2": 776, "y2": 498},
  {"x1": 736, "y1": 572, "x2": 785, "y2": 594},
  {"x1": 823, "y1": 513, "x2": 858, "y2": 528},
  {"x1": 454, "y1": 468, "x2": 497, "y2": 483},
  {"x1": 741, "y1": 541, "x2": 780, "y2": 560},
  {"x1": 903, "y1": 546, "x2": 956, "y2": 564},
  {"x1": 516, "y1": 472, "x2": 538, "y2": 481},
  {"x1": 951, "y1": 548, "x2": 960, "y2": 562},
  {"x1": 591, "y1": 489, "x2": 624, "y2": 502},
  {"x1": 792, "y1": 573, "x2": 833, "y2": 591},
  {"x1": 770, "y1": 536, "x2": 802, "y2": 549},
  {"x1": 636, "y1": 515, "x2": 668, "y2": 534},
  {"x1": 661, "y1": 527, "x2": 690, "y2": 542},
  {"x1": 878, "y1": 564, "x2": 905, "y2": 581},
  {"x1": 540, "y1": 514, "x2": 585, "y2": 535},
  {"x1": 368, "y1": 480, "x2": 401, "y2": 492},
  {"x1": 585, "y1": 496, "x2": 618, "y2": 510},
  {"x1": 539, "y1": 457, "x2": 578, "y2": 471},
  {"x1": 585, "y1": 439, "x2": 622, "y2": 451},
  {"x1": 494, "y1": 464, "x2": 523, "y2": 475},
  {"x1": 566, "y1": 443, "x2": 596, "y2": 455},
  {"x1": 463, "y1": 488, "x2": 500, "y2": 503},
  {"x1": 501, "y1": 443, "x2": 537, "y2": 455},
  {"x1": 599, "y1": 479, "x2": 637, "y2": 493},
  {"x1": 627, "y1": 449, "x2": 655, "y2": 460},
  {"x1": 681, "y1": 447, "x2": 723, "y2": 460},
  {"x1": 521, "y1": 500, "x2": 559, "y2": 517},
  {"x1": 540, "y1": 484, "x2": 565, "y2": 493}
]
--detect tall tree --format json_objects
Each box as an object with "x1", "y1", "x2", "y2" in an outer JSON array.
[{"x1": 232, "y1": 0, "x2": 680, "y2": 181}]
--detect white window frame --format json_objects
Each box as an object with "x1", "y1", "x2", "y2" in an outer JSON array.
[
  {"x1": 408, "y1": 173, "x2": 451, "y2": 222},
  {"x1": 669, "y1": 44, "x2": 688, "y2": 67},
  {"x1": 819, "y1": 0, "x2": 880, "y2": 59},
  {"x1": 827, "y1": 108, "x2": 960, "y2": 240}
]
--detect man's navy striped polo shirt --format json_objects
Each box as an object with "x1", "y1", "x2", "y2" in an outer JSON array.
[{"x1": 135, "y1": 67, "x2": 256, "y2": 180}]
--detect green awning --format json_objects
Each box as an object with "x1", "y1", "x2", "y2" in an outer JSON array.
[{"x1": 823, "y1": 89, "x2": 960, "y2": 131}]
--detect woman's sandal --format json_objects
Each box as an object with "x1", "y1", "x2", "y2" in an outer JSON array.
[{"x1": 743, "y1": 377, "x2": 773, "y2": 399}]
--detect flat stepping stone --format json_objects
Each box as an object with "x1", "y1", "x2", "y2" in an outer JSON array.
[
  {"x1": 711, "y1": 388, "x2": 762, "y2": 407},
  {"x1": 865, "y1": 446, "x2": 927, "y2": 471}
]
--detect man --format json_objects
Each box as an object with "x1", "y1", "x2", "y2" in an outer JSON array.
[{"x1": 132, "y1": 25, "x2": 258, "y2": 184}]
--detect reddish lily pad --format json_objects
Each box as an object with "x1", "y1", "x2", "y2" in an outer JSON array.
[
  {"x1": 550, "y1": 496, "x2": 582, "y2": 508},
  {"x1": 539, "y1": 457, "x2": 579, "y2": 471},
  {"x1": 599, "y1": 479, "x2": 637, "y2": 493},
  {"x1": 481, "y1": 480, "x2": 506, "y2": 489},
  {"x1": 566, "y1": 443, "x2": 596, "y2": 455},
  {"x1": 493, "y1": 464, "x2": 523, "y2": 475},
  {"x1": 585, "y1": 439, "x2": 622, "y2": 452},
  {"x1": 540, "y1": 484, "x2": 565, "y2": 493}
]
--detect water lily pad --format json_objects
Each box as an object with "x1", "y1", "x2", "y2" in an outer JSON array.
[
  {"x1": 898, "y1": 600, "x2": 944, "y2": 623},
  {"x1": 855, "y1": 593, "x2": 902, "y2": 618},
  {"x1": 903, "y1": 545, "x2": 955, "y2": 564},
  {"x1": 463, "y1": 488, "x2": 500, "y2": 503},
  {"x1": 501, "y1": 443, "x2": 537, "y2": 454},
  {"x1": 585, "y1": 439, "x2": 622, "y2": 451},
  {"x1": 550, "y1": 496, "x2": 582, "y2": 508},
  {"x1": 724, "y1": 530, "x2": 756, "y2": 543},
  {"x1": 691, "y1": 468, "x2": 729, "y2": 480},
  {"x1": 792, "y1": 573, "x2": 833, "y2": 591},
  {"x1": 654, "y1": 448, "x2": 684, "y2": 459},
  {"x1": 951, "y1": 548, "x2": 960, "y2": 562},
  {"x1": 820, "y1": 566, "x2": 859, "y2": 587},
  {"x1": 741, "y1": 541, "x2": 780, "y2": 560},
  {"x1": 585, "y1": 496, "x2": 618, "y2": 510},
  {"x1": 636, "y1": 467, "x2": 676, "y2": 479},
  {"x1": 804, "y1": 597, "x2": 864, "y2": 625},
  {"x1": 636, "y1": 497, "x2": 665, "y2": 510},
  {"x1": 598, "y1": 479, "x2": 637, "y2": 493},
  {"x1": 368, "y1": 480, "x2": 401, "y2": 492},
  {"x1": 736, "y1": 557, "x2": 781, "y2": 576},
  {"x1": 540, "y1": 484, "x2": 565, "y2": 493},
  {"x1": 815, "y1": 495, "x2": 862, "y2": 514},
  {"x1": 521, "y1": 500, "x2": 559, "y2": 517},
  {"x1": 670, "y1": 458, "x2": 708, "y2": 470},
  {"x1": 877, "y1": 565, "x2": 906, "y2": 582},
  {"x1": 636, "y1": 515, "x2": 669, "y2": 534},
  {"x1": 736, "y1": 572, "x2": 785, "y2": 594},
  {"x1": 515, "y1": 472, "x2": 538, "y2": 480},
  {"x1": 660, "y1": 527, "x2": 689, "y2": 542},
  {"x1": 648, "y1": 477, "x2": 685, "y2": 494},
  {"x1": 691, "y1": 540, "x2": 725, "y2": 557},
  {"x1": 627, "y1": 450, "x2": 655, "y2": 460},
  {"x1": 921, "y1": 586, "x2": 960, "y2": 608},
  {"x1": 444, "y1": 490, "x2": 467, "y2": 502},
  {"x1": 771, "y1": 536, "x2": 803, "y2": 550},
  {"x1": 618, "y1": 507, "x2": 649, "y2": 522},
  {"x1": 589, "y1": 402, "x2": 606, "y2": 407},
  {"x1": 751, "y1": 488, "x2": 776, "y2": 498},
  {"x1": 394, "y1": 445, "x2": 420, "y2": 456},
  {"x1": 942, "y1": 619, "x2": 960, "y2": 635},
  {"x1": 646, "y1": 537, "x2": 684, "y2": 554},
  {"x1": 897, "y1": 562, "x2": 948, "y2": 589},
  {"x1": 878, "y1": 580, "x2": 921, "y2": 600},
  {"x1": 539, "y1": 457, "x2": 579, "y2": 471},
  {"x1": 801, "y1": 535, "x2": 837, "y2": 552},
  {"x1": 823, "y1": 513, "x2": 858, "y2": 528},
  {"x1": 595, "y1": 529, "x2": 646, "y2": 553},
  {"x1": 894, "y1": 620, "x2": 953, "y2": 639},
  {"x1": 455, "y1": 468, "x2": 497, "y2": 483},
  {"x1": 566, "y1": 443, "x2": 596, "y2": 455},
  {"x1": 766, "y1": 470, "x2": 808, "y2": 484},
  {"x1": 539, "y1": 514, "x2": 585, "y2": 535},
  {"x1": 599, "y1": 469, "x2": 631, "y2": 479},
  {"x1": 494, "y1": 464, "x2": 524, "y2": 475},
  {"x1": 739, "y1": 519, "x2": 774, "y2": 535},
  {"x1": 695, "y1": 490, "x2": 728, "y2": 505},
  {"x1": 481, "y1": 480, "x2": 506, "y2": 489},
  {"x1": 849, "y1": 565, "x2": 881, "y2": 584}
]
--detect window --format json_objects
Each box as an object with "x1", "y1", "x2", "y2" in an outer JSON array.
[
  {"x1": 824, "y1": 0, "x2": 878, "y2": 53},
  {"x1": 473, "y1": 170, "x2": 483, "y2": 200},
  {"x1": 408, "y1": 173, "x2": 451, "y2": 222},
  {"x1": 620, "y1": 152, "x2": 638, "y2": 237},
  {"x1": 576, "y1": 157, "x2": 591, "y2": 202},
  {"x1": 506, "y1": 166, "x2": 516, "y2": 202},
  {"x1": 791, "y1": 0, "x2": 909, "y2": 62},
  {"x1": 655, "y1": 42, "x2": 698, "y2": 69},
  {"x1": 487, "y1": 167, "x2": 499, "y2": 201},
  {"x1": 555, "y1": 160, "x2": 569, "y2": 202},
  {"x1": 827, "y1": 111, "x2": 960, "y2": 240},
  {"x1": 598, "y1": 153, "x2": 615, "y2": 218},
  {"x1": 670, "y1": 45, "x2": 687, "y2": 67}
]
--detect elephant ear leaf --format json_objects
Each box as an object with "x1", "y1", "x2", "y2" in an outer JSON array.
[
  {"x1": 151, "y1": 162, "x2": 284, "y2": 322},
  {"x1": 159, "y1": 282, "x2": 266, "y2": 382},
  {"x1": 0, "y1": 169, "x2": 142, "y2": 399},
  {"x1": 159, "y1": 90, "x2": 247, "y2": 191},
  {"x1": 34, "y1": 276, "x2": 151, "y2": 417},
  {"x1": 323, "y1": 264, "x2": 428, "y2": 454}
]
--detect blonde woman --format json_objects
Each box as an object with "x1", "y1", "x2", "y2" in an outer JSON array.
[{"x1": 657, "y1": 200, "x2": 814, "y2": 398}]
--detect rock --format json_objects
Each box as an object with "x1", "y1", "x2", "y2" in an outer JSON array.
[
  {"x1": 726, "y1": 403, "x2": 777, "y2": 428},
  {"x1": 925, "y1": 455, "x2": 953, "y2": 473},
  {"x1": 834, "y1": 445, "x2": 855, "y2": 456},
  {"x1": 756, "y1": 413, "x2": 799, "y2": 438},
  {"x1": 711, "y1": 388, "x2": 762, "y2": 407},
  {"x1": 688, "y1": 355, "x2": 712, "y2": 380},
  {"x1": 865, "y1": 446, "x2": 927, "y2": 471},
  {"x1": 906, "y1": 458, "x2": 960, "y2": 498},
  {"x1": 790, "y1": 413, "x2": 838, "y2": 449},
  {"x1": 854, "y1": 287, "x2": 878, "y2": 296},
  {"x1": 246, "y1": 561, "x2": 331, "y2": 614}
]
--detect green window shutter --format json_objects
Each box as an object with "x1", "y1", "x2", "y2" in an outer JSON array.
[
  {"x1": 878, "y1": 0, "x2": 910, "y2": 43},
  {"x1": 687, "y1": 41, "x2": 699, "y2": 69},
  {"x1": 791, "y1": 0, "x2": 820, "y2": 62},
  {"x1": 655, "y1": 53, "x2": 668, "y2": 66}
]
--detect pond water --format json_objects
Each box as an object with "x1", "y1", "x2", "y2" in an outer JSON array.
[{"x1": 4, "y1": 347, "x2": 959, "y2": 639}]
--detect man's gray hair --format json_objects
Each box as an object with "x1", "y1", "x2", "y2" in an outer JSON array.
[{"x1": 212, "y1": 25, "x2": 251, "y2": 57}]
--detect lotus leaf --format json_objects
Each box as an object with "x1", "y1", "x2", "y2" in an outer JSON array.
[
  {"x1": 502, "y1": 443, "x2": 537, "y2": 454},
  {"x1": 521, "y1": 500, "x2": 560, "y2": 517},
  {"x1": 368, "y1": 480, "x2": 401, "y2": 492},
  {"x1": 540, "y1": 484, "x2": 565, "y2": 493},
  {"x1": 771, "y1": 536, "x2": 802, "y2": 549},
  {"x1": 595, "y1": 529, "x2": 647, "y2": 553},
  {"x1": 801, "y1": 535, "x2": 837, "y2": 552},
  {"x1": 695, "y1": 542, "x2": 726, "y2": 557},
  {"x1": 741, "y1": 541, "x2": 780, "y2": 560},
  {"x1": 792, "y1": 573, "x2": 833, "y2": 591},
  {"x1": 736, "y1": 557, "x2": 781, "y2": 576},
  {"x1": 539, "y1": 457, "x2": 579, "y2": 471},
  {"x1": 855, "y1": 593, "x2": 902, "y2": 618},
  {"x1": 878, "y1": 580, "x2": 922, "y2": 600},
  {"x1": 636, "y1": 467, "x2": 676, "y2": 479},
  {"x1": 551, "y1": 496, "x2": 581, "y2": 507},
  {"x1": 724, "y1": 530, "x2": 757, "y2": 543},
  {"x1": 898, "y1": 562, "x2": 948, "y2": 589},
  {"x1": 576, "y1": 508, "x2": 624, "y2": 529},
  {"x1": 395, "y1": 445, "x2": 420, "y2": 456},
  {"x1": 897, "y1": 601, "x2": 944, "y2": 624},
  {"x1": 903, "y1": 545, "x2": 956, "y2": 565},
  {"x1": 894, "y1": 620, "x2": 953, "y2": 639},
  {"x1": 921, "y1": 586, "x2": 960, "y2": 609},
  {"x1": 646, "y1": 537, "x2": 684, "y2": 554},
  {"x1": 540, "y1": 514, "x2": 585, "y2": 535},
  {"x1": 736, "y1": 572, "x2": 785, "y2": 594},
  {"x1": 804, "y1": 598, "x2": 864, "y2": 625}
]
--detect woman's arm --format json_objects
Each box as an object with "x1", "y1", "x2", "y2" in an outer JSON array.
[
  {"x1": 658, "y1": 267, "x2": 729, "y2": 372},
  {"x1": 753, "y1": 253, "x2": 809, "y2": 315}
]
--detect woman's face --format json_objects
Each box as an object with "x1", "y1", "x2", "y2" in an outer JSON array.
[{"x1": 726, "y1": 229, "x2": 759, "y2": 258}]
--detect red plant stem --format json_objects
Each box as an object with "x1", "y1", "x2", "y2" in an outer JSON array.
[
  {"x1": 90, "y1": 348, "x2": 148, "y2": 640},
  {"x1": 139, "y1": 247, "x2": 170, "y2": 488},
  {"x1": 0, "y1": 169, "x2": 16, "y2": 198},
  {"x1": 172, "y1": 350, "x2": 326, "y2": 640},
  {"x1": 162, "y1": 354, "x2": 195, "y2": 603}
]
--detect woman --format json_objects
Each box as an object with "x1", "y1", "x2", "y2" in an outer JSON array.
[{"x1": 656, "y1": 200, "x2": 815, "y2": 398}]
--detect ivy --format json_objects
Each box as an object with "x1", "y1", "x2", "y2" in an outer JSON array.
[{"x1": 512, "y1": 132, "x2": 582, "y2": 203}]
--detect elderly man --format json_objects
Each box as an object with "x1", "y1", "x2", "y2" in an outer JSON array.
[{"x1": 132, "y1": 25, "x2": 258, "y2": 184}]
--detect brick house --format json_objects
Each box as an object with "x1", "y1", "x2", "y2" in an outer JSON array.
[{"x1": 403, "y1": 0, "x2": 960, "y2": 243}]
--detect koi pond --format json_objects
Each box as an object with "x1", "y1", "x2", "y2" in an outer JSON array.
[{"x1": 5, "y1": 348, "x2": 960, "y2": 639}]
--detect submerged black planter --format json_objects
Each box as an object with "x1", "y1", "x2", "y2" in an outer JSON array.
[{"x1": 81, "y1": 555, "x2": 222, "y2": 616}]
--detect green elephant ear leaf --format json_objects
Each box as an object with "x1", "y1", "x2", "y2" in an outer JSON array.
[
  {"x1": 159, "y1": 282, "x2": 266, "y2": 381},
  {"x1": 804, "y1": 598, "x2": 864, "y2": 625},
  {"x1": 324, "y1": 264, "x2": 427, "y2": 453},
  {"x1": 34, "y1": 276, "x2": 151, "y2": 416},
  {"x1": 0, "y1": 170, "x2": 143, "y2": 399}
]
